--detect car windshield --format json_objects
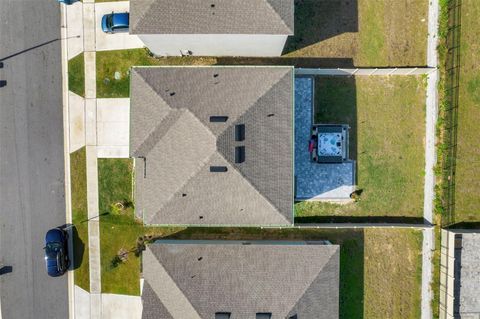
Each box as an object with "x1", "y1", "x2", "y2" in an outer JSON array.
[
  {"x1": 46, "y1": 242, "x2": 62, "y2": 255},
  {"x1": 106, "y1": 14, "x2": 113, "y2": 28}
]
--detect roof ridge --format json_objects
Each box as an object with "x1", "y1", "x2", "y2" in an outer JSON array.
[
  {"x1": 214, "y1": 67, "x2": 291, "y2": 138},
  {"x1": 148, "y1": 121, "x2": 217, "y2": 223},
  {"x1": 264, "y1": 0, "x2": 293, "y2": 34},
  {"x1": 218, "y1": 69, "x2": 292, "y2": 218},
  {"x1": 133, "y1": 109, "x2": 182, "y2": 157},
  {"x1": 219, "y1": 153, "x2": 291, "y2": 225},
  {"x1": 130, "y1": 68, "x2": 173, "y2": 156},
  {"x1": 286, "y1": 247, "x2": 340, "y2": 316},
  {"x1": 145, "y1": 247, "x2": 202, "y2": 319},
  {"x1": 130, "y1": 0, "x2": 156, "y2": 34}
]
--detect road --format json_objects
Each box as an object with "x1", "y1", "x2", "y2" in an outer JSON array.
[{"x1": 0, "y1": 0, "x2": 68, "y2": 318}]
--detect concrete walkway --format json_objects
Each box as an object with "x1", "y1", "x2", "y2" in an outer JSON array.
[
  {"x1": 422, "y1": 0, "x2": 440, "y2": 318},
  {"x1": 62, "y1": 0, "x2": 140, "y2": 318}
]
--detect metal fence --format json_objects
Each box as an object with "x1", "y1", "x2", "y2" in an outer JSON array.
[
  {"x1": 441, "y1": 0, "x2": 462, "y2": 226},
  {"x1": 295, "y1": 67, "x2": 435, "y2": 76}
]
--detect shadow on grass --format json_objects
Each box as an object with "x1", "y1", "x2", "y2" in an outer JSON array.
[
  {"x1": 70, "y1": 224, "x2": 85, "y2": 271},
  {"x1": 216, "y1": 57, "x2": 355, "y2": 68},
  {"x1": 283, "y1": 0, "x2": 358, "y2": 54},
  {"x1": 447, "y1": 222, "x2": 480, "y2": 229},
  {"x1": 295, "y1": 215, "x2": 428, "y2": 225},
  {"x1": 159, "y1": 227, "x2": 364, "y2": 318}
]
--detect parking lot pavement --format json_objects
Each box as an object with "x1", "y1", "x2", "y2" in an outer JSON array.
[{"x1": 95, "y1": 1, "x2": 144, "y2": 52}]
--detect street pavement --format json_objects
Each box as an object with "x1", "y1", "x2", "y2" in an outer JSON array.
[{"x1": 0, "y1": 0, "x2": 68, "y2": 318}]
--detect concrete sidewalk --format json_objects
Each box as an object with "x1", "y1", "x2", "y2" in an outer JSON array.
[
  {"x1": 63, "y1": 0, "x2": 141, "y2": 318},
  {"x1": 421, "y1": 0, "x2": 440, "y2": 318}
]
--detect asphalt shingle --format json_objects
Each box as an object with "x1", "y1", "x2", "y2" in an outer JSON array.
[
  {"x1": 142, "y1": 241, "x2": 340, "y2": 319},
  {"x1": 130, "y1": 66, "x2": 294, "y2": 225},
  {"x1": 130, "y1": 0, "x2": 294, "y2": 35}
]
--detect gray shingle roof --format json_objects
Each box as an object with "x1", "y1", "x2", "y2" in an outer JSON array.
[
  {"x1": 456, "y1": 232, "x2": 480, "y2": 315},
  {"x1": 130, "y1": 0, "x2": 294, "y2": 35},
  {"x1": 130, "y1": 66, "x2": 294, "y2": 226},
  {"x1": 142, "y1": 241, "x2": 340, "y2": 319}
]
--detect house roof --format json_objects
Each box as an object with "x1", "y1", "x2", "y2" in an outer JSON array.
[
  {"x1": 142, "y1": 241, "x2": 340, "y2": 319},
  {"x1": 454, "y1": 232, "x2": 480, "y2": 315},
  {"x1": 130, "y1": 0, "x2": 294, "y2": 35},
  {"x1": 130, "y1": 66, "x2": 294, "y2": 226}
]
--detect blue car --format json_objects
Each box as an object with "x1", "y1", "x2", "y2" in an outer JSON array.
[
  {"x1": 44, "y1": 228, "x2": 69, "y2": 277},
  {"x1": 101, "y1": 12, "x2": 129, "y2": 33}
]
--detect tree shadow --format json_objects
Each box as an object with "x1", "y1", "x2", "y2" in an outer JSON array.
[
  {"x1": 283, "y1": 0, "x2": 359, "y2": 54},
  {"x1": 158, "y1": 227, "x2": 364, "y2": 318}
]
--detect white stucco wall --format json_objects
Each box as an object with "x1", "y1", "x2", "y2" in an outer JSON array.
[{"x1": 138, "y1": 34, "x2": 288, "y2": 57}]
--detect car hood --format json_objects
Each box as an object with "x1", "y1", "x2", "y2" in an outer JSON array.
[
  {"x1": 101, "y1": 15, "x2": 109, "y2": 32},
  {"x1": 45, "y1": 228, "x2": 64, "y2": 243}
]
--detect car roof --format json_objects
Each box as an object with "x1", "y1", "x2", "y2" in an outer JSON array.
[{"x1": 112, "y1": 13, "x2": 129, "y2": 28}]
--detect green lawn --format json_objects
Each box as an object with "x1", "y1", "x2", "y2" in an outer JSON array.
[
  {"x1": 296, "y1": 76, "x2": 426, "y2": 218},
  {"x1": 283, "y1": 0, "x2": 428, "y2": 66},
  {"x1": 363, "y1": 228, "x2": 423, "y2": 319},
  {"x1": 70, "y1": 147, "x2": 89, "y2": 291},
  {"x1": 182, "y1": 228, "x2": 422, "y2": 319},
  {"x1": 98, "y1": 158, "x2": 181, "y2": 295},
  {"x1": 453, "y1": 0, "x2": 480, "y2": 221},
  {"x1": 96, "y1": 48, "x2": 216, "y2": 98},
  {"x1": 68, "y1": 53, "x2": 85, "y2": 97},
  {"x1": 96, "y1": 159, "x2": 423, "y2": 316}
]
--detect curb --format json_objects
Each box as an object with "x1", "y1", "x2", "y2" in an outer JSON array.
[{"x1": 60, "y1": 3, "x2": 75, "y2": 319}]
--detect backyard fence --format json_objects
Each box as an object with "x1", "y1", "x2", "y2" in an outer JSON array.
[
  {"x1": 441, "y1": 0, "x2": 462, "y2": 227},
  {"x1": 295, "y1": 67, "x2": 435, "y2": 76}
]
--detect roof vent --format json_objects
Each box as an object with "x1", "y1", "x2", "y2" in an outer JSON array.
[
  {"x1": 210, "y1": 166, "x2": 227, "y2": 173},
  {"x1": 235, "y1": 124, "x2": 245, "y2": 141},
  {"x1": 235, "y1": 146, "x2": 245, "y2": 163},
  {"x1": 256, "y1": 313, "x2": 272, "y2": 319},
  {"x1": 215, "y1": 313, "x2": 230, "y2": 319},
  {"x1": 210, "y1": 116, "x2": 228, "y2": 123}
]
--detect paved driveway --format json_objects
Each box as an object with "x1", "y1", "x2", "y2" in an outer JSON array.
[
  {"x1": 96, "y1": 98, "x2": 130, "y2": 158},
  {"x1": 95, "y1": 1, "x2": 144, "y2": 51}
]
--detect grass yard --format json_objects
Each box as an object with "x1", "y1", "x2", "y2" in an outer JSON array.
[
  {"x1": 452, "y1": 0, "x2": 480, "y2": 221},
  {"x1": 96, "y1": 48, "x2": 216, "y2": 98},
  {"x1": 211, "y1": 228, "x2": 422, "y2": 319},
  {"x1": 98, "y1": 158, "x2": 181, "y2": 295},
  {"x1": 70, "y1": 147, "x2": 89, "y2": 291},
  {"x1": 96, "y1": 158, "x2": 423, "y2": 316},
  {"x1": 363, "y1": 228, "x2": 423, "y2": 319},
  {"x1": 284, "y1": 0, "x2": 428, "y2": 66},
  {"x1": 68, "y1": 53, "x2": 85, "y2": 97},
  {"x1": 296, "y1": 76, "x2": 426, "y2": 218}
]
